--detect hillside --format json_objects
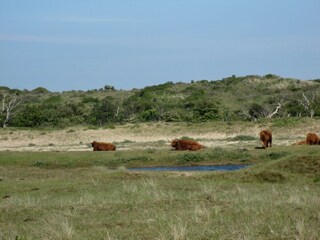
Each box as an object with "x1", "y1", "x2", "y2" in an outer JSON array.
[{"x1": 1, "y1": 74, "x2": 320, "y2": 127}]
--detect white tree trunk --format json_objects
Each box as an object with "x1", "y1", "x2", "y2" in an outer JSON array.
[{"x1": 1, "y1": 93, "x2": 21, "y2": 128}]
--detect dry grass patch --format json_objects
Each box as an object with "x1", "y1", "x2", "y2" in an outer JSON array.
[{"x1": 1, "y1": 120, "x2": 319, "y2": 151}]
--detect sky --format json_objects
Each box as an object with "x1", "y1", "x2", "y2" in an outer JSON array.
[{"x1": 0, "y1": 0, "x2": 319, "y2": 92}]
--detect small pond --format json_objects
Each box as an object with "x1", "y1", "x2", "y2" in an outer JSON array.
[{"x1": 129, "y1": 164, "x2": 250, "y2": 172}]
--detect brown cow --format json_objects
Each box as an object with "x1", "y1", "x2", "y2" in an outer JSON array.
[
  {"x1": 259, "y1": 130, "x2": 272, "y2": 148},
  {"x1": 91, "y1": 141, "x2": 116, "y2": 151},
  {"x1": 306, "y1": 133, "x2": 319, "y2": 145},
  {"x1": 171, "y1": 139, "x2": 203, "y2": 151}
]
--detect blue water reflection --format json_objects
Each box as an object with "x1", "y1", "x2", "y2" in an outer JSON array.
[{"x1": 129, "y1": 164, "x2": 250, "y2": 172}]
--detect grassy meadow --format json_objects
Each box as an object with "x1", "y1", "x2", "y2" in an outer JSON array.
[{"x1": 1, "y1": 120, "x2": 320, "y2": 239}]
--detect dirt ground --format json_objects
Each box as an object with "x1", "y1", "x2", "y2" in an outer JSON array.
[{"x1": 0, "y1": 121, "x2": 318, "y2": 151}]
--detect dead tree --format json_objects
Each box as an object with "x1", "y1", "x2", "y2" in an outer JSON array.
[
  {"x1": 1, "y1": 92, "x2": 21, "y2": 128},
  {"x1": 297, "y1": 92, "x2": 317, "y2": 118},
  {"x1": 267, "y1": 103, "x2": 282, "y2": 118},
  {"x1": 244, "y1": 102, "x2": 282, "y2": 121}
]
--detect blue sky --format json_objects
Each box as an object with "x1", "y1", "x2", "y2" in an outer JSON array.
[{"x1": 0, "y1": 0, "x2": 319, "y2": 91}]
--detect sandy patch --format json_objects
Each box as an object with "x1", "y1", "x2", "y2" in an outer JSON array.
[{"x1": 0, "y1": 121, "x2": 317, "y2": 151}]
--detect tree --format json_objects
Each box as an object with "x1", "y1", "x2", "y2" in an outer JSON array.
[
  {"x1": 296, "y1": 92, "x2": 318, "y2": 118},
  {"x1": 243, "y1": 102, "x2": 282, "y2": 121},
  {"x1": 90, "y1": 96, "x2": 121, "y2": 125},
  {"x1": 192, "y1": 100, "x2": 219, "y2": 121},
  {"x1": 104, "y1": 85, "x2": 115, "y2": 91},
  {"x1": 1, "y1": 91, "x2": 21, "y2": 127},
  {"x1": 248, "y1": 103, "x2": 266, "y2": 121}
]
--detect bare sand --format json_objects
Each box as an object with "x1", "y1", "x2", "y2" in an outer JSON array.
[{"x1": 0, "y1": 121, "x2": 318, "y2": 151}]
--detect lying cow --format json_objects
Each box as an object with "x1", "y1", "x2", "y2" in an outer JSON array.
[
  {"x1": 91, "y1": 141, "x2": 116, "y2": 151},
  {"x1": 171, "y1": 139, "x2": 203, "y2": 151},
  {"x1": 259, "y1": 130, "x2": 272, "y2": 148},
  {"x1": 292, "y1": 140, "x2": 306, "y2": 145},
  {"x1": 306, "y1": 133, "x2": 319, "y2": 145}
]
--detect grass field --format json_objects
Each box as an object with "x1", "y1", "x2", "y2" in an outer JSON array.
[{"x1": 1, "y1": 120, "x2": 320, "y2": 239}]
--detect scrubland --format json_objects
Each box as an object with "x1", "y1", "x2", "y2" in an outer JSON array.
[{"x1": 0, "y1": 119, "x2": 320, "y2": 239}]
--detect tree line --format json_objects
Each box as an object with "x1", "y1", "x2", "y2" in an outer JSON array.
[{"x1": 1, "y1": 75, "x2": 320, "y2": 128}]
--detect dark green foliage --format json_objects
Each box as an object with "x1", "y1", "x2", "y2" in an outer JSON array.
[
  {"x1": 31, "y1": 87, "x2": 50, "y2": 94},
  {"x1": 178, "y1": 153, "x2": 205, "y2": 164},
  {"x1": 139, "y1": 109, "x2": 160, "y2": 121},
  {"x1": 284, "y1": 100, "x2": 305, "y2": 117},
  {"x1": 89, "y1": 96, "x2": 122, "y2": 125},
  {"x1": 248, "y1": 103, "x2": 267, "y2": 120},
  {"x1": 143, "y1": 81, "x2": 174, "y2": 92},
  {"x1": 0, "y1": 86, "x2": 11, "y2": 91},
  {"x1": 264, "y1": 74, "x2": 279, "y2": 79},
  {"x1": 104, "y1": 85, "x2": 115, "y2": 91},
  {"x1": 12, "y1": 104, "x2": 56, "y2": 127},
  {"x1": 12, "y1": 102, "x2": 86, "y2": 127},
  {"x1": 192, "y1": 100, "x2": 220, "y2": 121},
  {"x1": 2, "y1": 75, "x2": 320, "y2": 127}
]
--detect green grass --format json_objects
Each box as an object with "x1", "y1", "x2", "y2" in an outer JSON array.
[{"x1": 1, "y1": 146, "x2": 320, "y2": 239}]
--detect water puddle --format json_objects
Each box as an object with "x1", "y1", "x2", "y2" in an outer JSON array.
[{"x1": 129, "y1": 164, "x2": 250, "y2": 172}]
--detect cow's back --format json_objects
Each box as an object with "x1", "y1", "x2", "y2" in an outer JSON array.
[
  {"x1": 172, "y1": 139, "x2": 203, "y2": 151},
  {"x1": 92, "y1": 141, "x2": 116, "y2": 151}
]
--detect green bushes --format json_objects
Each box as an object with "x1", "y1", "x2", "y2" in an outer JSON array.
[
  {"x1": 2, "y1": 74, "x2": 320, "y2": 127},
  {"x1": 12, "y1": 102, "x2": 86, "y2": 127}
]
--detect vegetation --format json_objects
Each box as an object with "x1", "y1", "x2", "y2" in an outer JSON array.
[
  {"x1": 0, "y1": 113, "x2": 319, "y2": 239},
  {"x1": 1, "y1": 74, "x2": 319, "y2": 239},
  {"x1": 1, "y1": 75, "x2": 320, "y2": 128},
  {"x1": 1, "y1": 145, "x2": 320, "y2": 239}
]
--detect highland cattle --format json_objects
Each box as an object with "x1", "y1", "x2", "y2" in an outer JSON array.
[
  {"x1": 171, "y1": 139, "x2": 203, "y2": 151},
  {"x1": 259, "y1": 130, "x2": 272, "y2": 148},
  {"x1": 306, "y1": 133, "x2": 319, "y2": 145},
  {"x1": 91, "y1": 141, "x2": 116, "y2": 151}
]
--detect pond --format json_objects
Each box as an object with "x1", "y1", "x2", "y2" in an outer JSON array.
[{"x1": 128, "y1": 164, "x2": 250, "y2": 172}]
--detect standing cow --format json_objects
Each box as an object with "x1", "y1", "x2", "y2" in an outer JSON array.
[
  {"x1": 171, "y1": 139, "x2": 203, "y2": 151},
  {"x1": 259, "y1": 130, "x2": 272, "y2": 149},
  {"x1": 306, "y1": 133, "x2": 319, "y2": 145},
  {"x1": 91, "y1": 141, "x2": 116, "y2": 151}
]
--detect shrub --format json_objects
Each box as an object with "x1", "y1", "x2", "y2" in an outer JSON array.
[
  {"x1": 178, "y1": 153, "x2": 205, "y2": 164},
  {"x1": 139, "y1": 109, "x2": 160, "y2": 121}
]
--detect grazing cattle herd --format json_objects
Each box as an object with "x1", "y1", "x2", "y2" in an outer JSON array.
[{"x1": 91, "y1": 130, "x2": 320, "y2": 151}]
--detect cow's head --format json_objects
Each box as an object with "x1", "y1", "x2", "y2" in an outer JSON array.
[
  {"x1": 171, "y1": 139, "x2": 179, "y2": 148},
  {"x1": 91, "y1": 141, "x2": 97, "y2": 147}
]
